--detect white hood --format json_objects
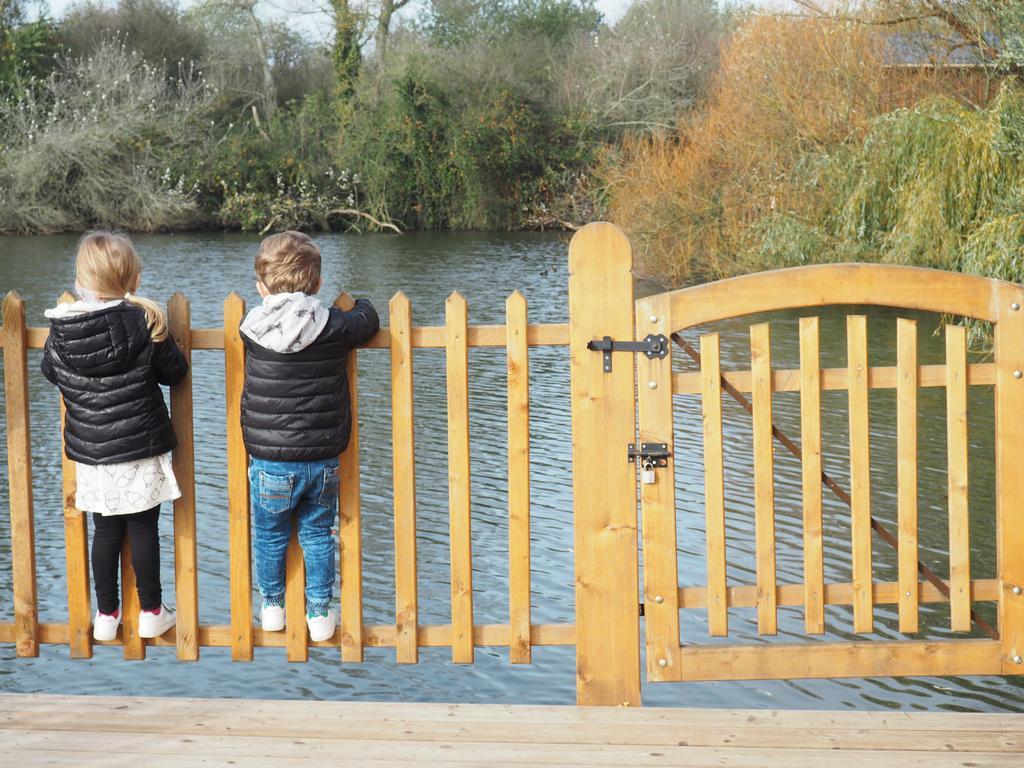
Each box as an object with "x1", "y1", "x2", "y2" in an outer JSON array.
[
  {"x1": 44, "y1": 298, "x2": 124, "y2": 320},
  {"x1": 240, "y1": 292, "x2": 329, "y2": 354}
]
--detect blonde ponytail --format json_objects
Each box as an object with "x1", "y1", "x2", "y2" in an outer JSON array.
[
  {"x1": 124, "y1": 292, "x2": 168, "y2": 342},
  {"x1": 75, "y1": 231, "x2": 167, "y2": 342}
]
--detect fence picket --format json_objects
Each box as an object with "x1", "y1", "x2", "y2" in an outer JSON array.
[
  {"x1": 390, "y1": 292, "x2": 419, "y2": 664},
  {"x1": 701, "y1": 333, "x2": 728, "y2": 637},
  {"x1": 897, "y1": 318, "x2": 919, "y2": 634},
  {"x1": 946, "y1": 324, "x2": 971, "y2": 632},
  {"x1": 3, "y1": 292, "x2": 38, "y2": 658},
  {"x1": 506, "y1": 291, "x2": 531, "y2": 664},
  {"x1": 224, "y1": 293, "x2": 253, "y2": 661},
  {"x1": 799, "y1": 317, "x2": 824, "y2": 635},
  {"x1": 336, "y1": 293, "x2": 364, "y2": 663},
  {"x1": 750, "y1": 323, "x2": 778, "y2": 635},
  {"x1": 168, "y1": 293, "x2": 199, "y2": 661},
  {"x1": 446, "y1": 292, "x2": 474, "y2": 664},
  {"x1": 848, "y1": 315, "x2": 874, "y2": 634}
]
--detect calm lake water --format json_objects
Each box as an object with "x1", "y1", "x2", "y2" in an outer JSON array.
[{"x1": 1, "y1": 231, "x2": 1022, "y2": 711}]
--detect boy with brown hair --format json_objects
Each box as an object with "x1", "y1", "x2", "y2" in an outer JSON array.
[{"x1": 240, "y1": 231, "x2": 379, "y2": 640}]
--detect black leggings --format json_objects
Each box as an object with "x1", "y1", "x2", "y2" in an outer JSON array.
[{"x1": 92, "y1": 505, "x2": 162, "y2": 614}]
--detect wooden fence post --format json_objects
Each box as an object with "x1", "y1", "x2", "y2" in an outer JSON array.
[
  {"x1": 567, "y1": 223, "x2": 641, "y2": 706},
  {"x1": 995, "y1": 284, "x2": 1024, "y2": 674},
  {"x1": 3, "y1": 292, "x2": 39, "y2": 657}
]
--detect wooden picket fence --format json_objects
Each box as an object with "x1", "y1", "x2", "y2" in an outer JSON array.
[{"x1": 3, "y1": 222, "x2": 1024, "y2": 707}]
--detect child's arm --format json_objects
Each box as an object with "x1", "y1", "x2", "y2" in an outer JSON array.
[
  {"x1": 40, "y1": 336, "x2": 58, "y2": 385},
  {"x1": 152, "y1": 335, "x2": 189, "y2": 386},
  {"x1": 339, "y1": 298, "x2": 381, "y2": 348}
]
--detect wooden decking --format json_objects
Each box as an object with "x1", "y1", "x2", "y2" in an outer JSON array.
[{"x1": 1, "y1": 694, "x2": 1022, "y2": 766}]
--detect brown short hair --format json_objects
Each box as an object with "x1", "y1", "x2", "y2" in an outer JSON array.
[{"x1": 254, "y1": 231, "x2": 322, "y2": 294}]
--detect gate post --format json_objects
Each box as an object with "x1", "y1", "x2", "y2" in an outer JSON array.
[{"x1": 568, "y1": 223, "x2": 641, "y2": 706}]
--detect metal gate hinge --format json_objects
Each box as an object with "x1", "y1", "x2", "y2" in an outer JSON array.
[
  {"x1": 587, "y1": 334, "x2": 669, "y2": 373},
  {"x1": 628, "y1": 443, "x2": 671, "y2": 468}
]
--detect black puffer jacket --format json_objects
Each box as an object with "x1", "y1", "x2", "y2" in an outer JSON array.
[
  {"x1": 241, "y1": 298, "x2": 379, "y2": 462},
  {"x1": 41, "y1": 303, "x2": 188, "y2": 465}
]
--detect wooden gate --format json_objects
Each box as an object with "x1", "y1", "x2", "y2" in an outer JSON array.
[{"x1": 634, "y1": 264, "x2": 1024, "y2": 684}]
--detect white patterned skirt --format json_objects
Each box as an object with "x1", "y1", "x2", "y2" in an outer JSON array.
[{"x1": 75, "y1": 452, "x2": 181, "y2": 516}]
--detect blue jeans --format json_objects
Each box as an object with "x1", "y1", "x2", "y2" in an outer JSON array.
[{"x1": 249, "y1": 457, "x2": 339, "y2": 615}]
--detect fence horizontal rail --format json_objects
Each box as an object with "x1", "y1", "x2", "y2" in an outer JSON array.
[
  {"x1": 18, "y1": 323, "x2": 570, "y2": 351},
  {"x1": 673, "y1": 362, "x2": 995, "y2": 395}
]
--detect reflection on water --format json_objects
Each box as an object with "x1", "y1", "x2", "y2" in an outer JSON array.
[{"x1": 1, "y1": 232, "x2": 1022, "y2": 710}]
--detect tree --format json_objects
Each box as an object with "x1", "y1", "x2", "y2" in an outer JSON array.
[
  {"x1": 0, "y1": 0, "x2": 58, "y2": 93},
  {"x1": 375, "y1": 0, "x2": 412, "y2": 58}
]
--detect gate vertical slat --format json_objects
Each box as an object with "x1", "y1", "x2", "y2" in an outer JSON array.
[
  {"x1": 946, "y1": 325, "x2": 971, "y2": 633},
  {"x1": 446, "y1": 292, "x2": 474, "y2": 664},
  {"x1": 390, "y1": 292, "x2": 419, "y2": 664},
  {"x1": 224, "y1": 293, "x2": 254, "y2": 661},
  {"x1": 847, "y1": 315, "x2": 874, "y2": 634},
  {"x1": 120, "y1": 539, "x2": 144, "y2": 659},
  {"x1": 750, "y1": 323, "x2": 778, "y2": 635},
  {"x1": 896, "y1": 318, "x2": 920, "y2": 634},
  {"x1": 285, "y1": 532, "x2": 308, "y2": 660},
  {"x1": 700, "y1": 333, "x2": 728, "y2": 637},
  {"x1": 337, "y1": 293, "x2": 364, "y2": 663},
  {"x1": 570, "y1": 223, "x2": 641, "y2": 704},
  {"x1": 58, "y1": 292, "x2": 93, "y2": 659},
  {"x1": 168, "y1": 293, "x2": 199, "y2": 661},
  {"x1": 3, "y1": 292, "x2": 38, "y2": 658},
  {"x1": 506, "y1": 291, "x2": 532, "y2": 664},
  {"x1": 994, "y1": 284, "x2": 1024, "y2": 674},
  {"x1": 798, "y1": 317, "x2": 824, "y2": 635}
]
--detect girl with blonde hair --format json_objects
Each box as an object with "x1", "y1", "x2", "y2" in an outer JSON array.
[{"x1": 42, "y1": 231, "x2": 186, "y2": 641}]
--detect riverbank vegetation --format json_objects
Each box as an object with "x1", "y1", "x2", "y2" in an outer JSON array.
[{"x1": 1, "y1": 0, "x2": 1021, "y2": 294}]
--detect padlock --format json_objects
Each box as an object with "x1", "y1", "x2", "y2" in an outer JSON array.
[{"x1": 641, "y1": 460, "x2": 656, "y2": 485}]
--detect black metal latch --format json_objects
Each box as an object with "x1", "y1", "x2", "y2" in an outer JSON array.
[
  {"x1": 587, "y1": 334, "x2": 669, "y2": 373},
  {"x1": 628, "y1": 443, "x2": 671, "y2": 468}
]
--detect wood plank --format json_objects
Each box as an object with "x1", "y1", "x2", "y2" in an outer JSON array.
[
  {"x1": 668, "y1": 264, "x2": 1000, "y2": 329},
  {"x1": 120, "y1": 538, "x2": 144, "y2": 660},
  {"x1": 750, "y1": 322, "x2": 777, "y2": 635},
  {"x1": 568, "y1": 223, "x2": 641, "y2": 705},
  {"x1": 3, "y1": 292, "x2": 38, "y2": 658},
  {"x1": 677, "y1": 639, "x2": 1001, "y2": 682},
  {"x1": 798, "y1": 317, "x2": 824, "y2": 635},
  {"x1": 672, "y1": 362, "x2": 995, "y2": 395},
  {"x1": 635, "y1": 293, "x2": 681, "y2": 681},
  {"x1": 335, "y1": 293, "x2": 364, "y2": 663},
  {"x1": 993, "y1": 284, "x2": 1024, "y2": 674},
  {"x1": 167, "y1": 293, "x2": 199, "y2": 661},
  {"x1": 390, "y1": 292, "x2": 419, "y2": 664},
  {"x1": 945, "y1": 324, "x2": 971, "y2": 633},
  {"x1": 505, "y1": 291, "x2": 531, "y2": 664},
  {"x1": 223, "y1": 293, "x2": 253, "y2": 661},
  {"x1": 57, "y1": 292, "x2": 92, "y2": 659},
  {"x1": 678, "y1": 578, "x2": 999, "y2": 609},
  {"x1": 700, "y1": 332, "x2": 727, "y2": 637},
  {"x1": 847, "y1": 315, "x2": 874, "y2": 634},
  {"x1": 896, "y1": 318, "x2": 919, "y2": 634},
  {"x1": 446, "y1": 292, "x2": 474, "y2": 664},
  {"x1": 285, "y1": 532, "x2": 307, "y2": 662}
]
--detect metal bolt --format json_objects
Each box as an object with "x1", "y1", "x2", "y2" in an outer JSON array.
[
  {"x1": 1013, "y1": 303, "x2": 1021, "y2": 312},
  {"x1": 658, "y1": 658, "x2": 668, "y2": 668},
  {"x1": 649, "y1": 315, "x2": 658, "y2": 324},
  {"x1": 648, "y1": 381, "x2": 657, "y2": 389},
  {"x1": 906, "y1": 591, "x2": 912, "y2": 598},
  {"x1": 1015, "y1": 371, "x2": 1023, "y2": 380},
  {"x1": 1014, "y1": 655, "x2": 1023, "y2": 665},
  {"x1": 654, "y1": 595, "x2": 664, "y2": 604},
  {"x1": 1013, "y1": 585, "x2": 1023, "y2": 596}
]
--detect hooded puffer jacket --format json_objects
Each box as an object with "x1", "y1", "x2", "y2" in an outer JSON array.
[
  {"x1": 41, "y1": 303, "x2": 188, "y2": 465},
  {"x1": 241, "y1": 295, "x2": 379, "y2": 462}
]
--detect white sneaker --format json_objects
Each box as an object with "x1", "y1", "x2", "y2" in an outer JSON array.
[
  {"x1": 93, "y1": 609, "x2": 121, "y2": 641},
  {"x1": 306, "y1": 607, "x2": 338, "y2": 642},
  {"x1": 261, "y1": 601, "x2": 285, "y2": 632},
  {"x1": 138, "y1": 604, "x2": 176, "y2": 638}
]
